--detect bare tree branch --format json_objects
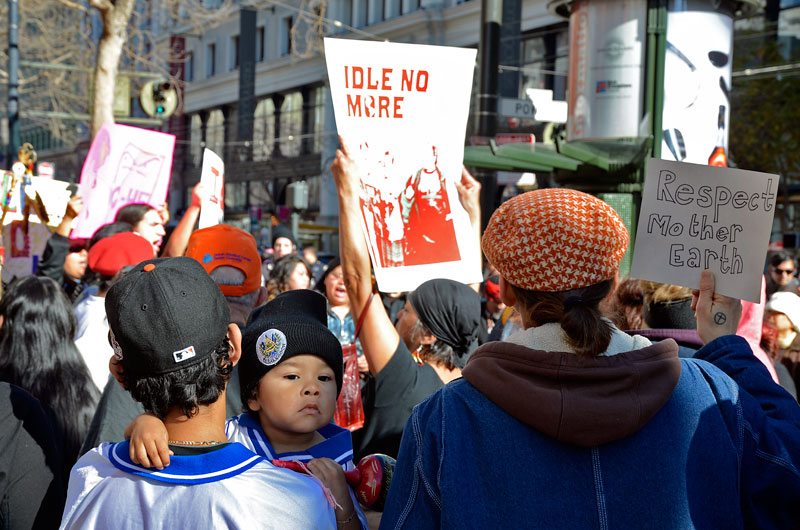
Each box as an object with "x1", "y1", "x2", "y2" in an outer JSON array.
[{"x1": 54, "y1": 0, "x2": 88, "y2": 13}]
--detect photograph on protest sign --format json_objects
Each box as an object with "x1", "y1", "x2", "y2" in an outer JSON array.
[
  {"x1": 630, "y1": 158, "x2": 777, "y2": 302},
  {"x1": 324, "y1": 37, "x2": 480, "y2": 292},
  {"x1": 71, "y1": 123, "x2": 175, "y2": 239},
  {"x1": 198, "y1": 148, "x2": 225, "y2": 229}
]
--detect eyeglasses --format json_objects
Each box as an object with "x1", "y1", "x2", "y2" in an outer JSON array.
[{"x1": 776, "y1": 268, "x2": 796, "y2": 276}]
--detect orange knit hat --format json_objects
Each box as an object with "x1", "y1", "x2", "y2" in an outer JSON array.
[{"x1": 481, "y1": 189, "x2": 629, "y2": 292}]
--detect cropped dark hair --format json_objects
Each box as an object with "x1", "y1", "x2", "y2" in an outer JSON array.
[
  {"x1": 770, "y1": 251, "x2": 796, "y2": 268},
  {"x1": 90, "y1": 221, "x2": 134, "y2": 249},
  {"x1": 241, "y1": 371, "x2": 259, "y2": 412},
  {"x1": 114, "y1": 203, "x2": 155, "y2": 227},
  {"x1": 511, "y1": 279, "x2": 615, "y2": 356},
  {"x1": 267, "y1": 254, "x2": 311, "y2": 298},
  {"x1": 0, "y1": 276, "x2": 100, "y2": 476},
  {"x1": 119, "y1": 337, "x2": 233, "y2": 420}
]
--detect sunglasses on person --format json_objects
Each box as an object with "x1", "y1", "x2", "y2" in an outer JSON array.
[{"x1": 775, "y1": 268, "x2": 796, "y2": 276}]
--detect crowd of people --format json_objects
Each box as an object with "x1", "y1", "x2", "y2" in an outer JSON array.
[{"x1": 0, "y1": 143, "x2": 798, "y2": 529}]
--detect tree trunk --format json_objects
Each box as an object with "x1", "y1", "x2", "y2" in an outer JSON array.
[{"x1": 90, "y1": 0, "x2": 136, "y2": 139}]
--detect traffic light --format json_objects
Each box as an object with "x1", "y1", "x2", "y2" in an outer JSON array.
[{"x1": 140, "y1": 80, "x2": 178, "y2": 118}]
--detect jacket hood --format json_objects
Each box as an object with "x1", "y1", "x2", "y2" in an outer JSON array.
[{"x1": 462, "y1": 339, "x2": 681, "y2": 447}]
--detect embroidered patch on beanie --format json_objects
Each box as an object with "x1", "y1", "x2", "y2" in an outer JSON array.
[{"x1": 256, "y1": 329, "x2": 287, "y2": 366}]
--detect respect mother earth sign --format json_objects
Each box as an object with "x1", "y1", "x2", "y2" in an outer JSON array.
[{"x1": 631, "y1": 158, "x2": 778, "y2": 303}]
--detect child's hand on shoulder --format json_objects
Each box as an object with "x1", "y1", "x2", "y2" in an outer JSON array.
[
  {"x1": 124, "y1": 412, "x2": 172, "y2": 470},
  {"x1": 307, "y1": 458, "x2": 357, "y2": 526}
]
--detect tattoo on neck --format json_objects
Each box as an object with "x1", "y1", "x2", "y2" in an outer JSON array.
[{"x1": 714, "y1": 312, "x2": 727, "y2": 325}]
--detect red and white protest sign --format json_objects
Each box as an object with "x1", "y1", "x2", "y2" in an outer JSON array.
[
  {"x1": 324, "y1": 38, "x2": 481, "y2": 292},
  {"x1": 72, "y1": 123, "x2": 175, "y2": 239},
  {"x1": 198, "y1": 148, "x2": 225, "y2": 229}
]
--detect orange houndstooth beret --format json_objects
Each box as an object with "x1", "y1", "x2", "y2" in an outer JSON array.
[{"x1": 481, "y1": 189, "x2": 629, "y2": 292}]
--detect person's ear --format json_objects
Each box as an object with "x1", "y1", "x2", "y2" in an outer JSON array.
[
  {"x1": 419, "y1": 330, "x2": 437, "y2": 346},
  {"x1": 0, "y1": 314, "x2": 4, "y2": 332},
  {"x1": 498, "y1": 275, "x2": 516, "y2": 308},
  {"x1": 227, "y1": 323, "x2": 242, "y2": 366},
  {"x1": 247, "y1": 396, "x2": 262, "y2": 412},
  {"x1": 109, "y1": 356, "x2": 127, "y2": 390}
]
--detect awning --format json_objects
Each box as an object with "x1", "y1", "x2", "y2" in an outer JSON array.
[{"x1": 463, "y1": 136, "x2": 652, "y2": 188}]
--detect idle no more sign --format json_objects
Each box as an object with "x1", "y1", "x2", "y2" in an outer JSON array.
[{"x1": 630, "y1": 158, "x2": 777, "y2": 303}]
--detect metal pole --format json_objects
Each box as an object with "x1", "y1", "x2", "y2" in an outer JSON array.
[
  {"x1": 476, "y1": 0, "x2": 502, "y2": 229},
  {"x1": 7, "y1": 0, "x2": 19, "y2": 165}
]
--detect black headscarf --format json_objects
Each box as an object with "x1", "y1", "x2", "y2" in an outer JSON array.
[{"x1": 408, "y1": 279, "x2": 483, "y2": 358}]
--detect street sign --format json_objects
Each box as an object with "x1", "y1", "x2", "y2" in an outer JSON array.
[
  {"x1": 495, "y1": 133, "x2": 535, "y2": 146},
  {"x1": 499, "y1": 97, "x2": 536, "y2": 119},
  {"x1": 37, "y1": 161, "x2": 54, "y2": 178}
]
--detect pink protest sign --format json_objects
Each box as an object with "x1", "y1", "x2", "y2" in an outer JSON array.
[{"x1": 72, "y1": 123, "x2": 175, "y2": 239}]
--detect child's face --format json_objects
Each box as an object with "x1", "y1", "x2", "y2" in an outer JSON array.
[{"x1": 249, "y1": 354, "x2": 337, "y2": 440}]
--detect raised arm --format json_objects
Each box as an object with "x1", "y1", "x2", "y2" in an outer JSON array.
[
  {"x1": 161, "y1": 183, "x2": 207, "y2": 257},
  {"x1": 456, "y1": 166, "x2": 481, "y2": 292},
  {"x1": 332, "y1": 138, "x2": 400, "y2": 375}
]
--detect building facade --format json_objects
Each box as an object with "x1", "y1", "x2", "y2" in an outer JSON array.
[{"x1": 166, "y1": 0, "x2": 567, "y2": 249}]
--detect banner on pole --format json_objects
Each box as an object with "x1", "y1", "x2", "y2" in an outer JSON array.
[
  {"x1": 324, "y1": 37, "x2": 481, "y2": 292},
  {"x1": 72, "y1": 123, "x2": 175, "y2": 239}
]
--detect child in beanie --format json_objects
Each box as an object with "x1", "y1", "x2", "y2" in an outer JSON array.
[{"x1": 126, "y1": 290, "x2": 366, "y2": 529}]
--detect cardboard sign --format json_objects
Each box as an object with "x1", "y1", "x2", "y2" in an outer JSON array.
[
  {"x1": 1, "y1": 175, "x2": 70, "y2": 228},
  {"x1": 198, "y1": 148, "x2": 225, "y2": 229},
  {"x1": 31, "y1": 178, "x2": 71, "y2": 227},
  {"x1": 324, "y1": 37, "x2": 481, "y2": 292},
  {"x1": 630, "y1": 158, "x2": 777, "y2": 302},
  {"x1": 2, "y1": 221, "x2": 54, "y2": 280},
  {"x1": 72, "y1": 123, "x2": 175, "y2": 239}
]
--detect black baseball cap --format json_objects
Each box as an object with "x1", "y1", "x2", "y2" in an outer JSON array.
[{"x1": 105, "y1": 257, "x2": 231, "y2": 377}]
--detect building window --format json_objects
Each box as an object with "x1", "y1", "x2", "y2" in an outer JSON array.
[
  {"x1": 205, "y1": 42, "x2": 216, "y2": 77},
  {"x1": 280, "y1": 91, "x2": 303, "y2": 156},
  {"x1": 253, "y1": 98, "x2": 276, "y2": 161},
  {"x1": 340, "y1": 0, "x2": 353, "y2": 28},
  {"x1": 401, "y1": 0, "x2": 420, "y2": 15},
  {"x1": 189, "y1": 114, "x2": 203, "y2": 167},
  {"x1": 520, "y1": 25, "x2": 569, "y2": 101},
  {"x1": 383, "y1": 0, "x2": 398, "y2": 20},
  {"x1": 281, "y1": 16, "x2": 293, "y2": 56},
  {"x1": 206, "y1": 109, "x2": 225, "y2": 156},
  {"x1": 256, "y1": 26, "x2": 265, "y2": 62},
  {"x1": 309, "y1": 86, "x2": 326, "y2": 153},
  {"x1": 249, "y1": 180, "x2": 274, "y2": 212},
  {"x1": 230, "y1": 35, "x2": 239, "y2": 70},
  {"x1": 224, "y1": 181, "x2": 248, "y2": 212},
  {"x1": 368, "y1": 0, "x2": 383, "y2": 24},
  {"x1": 186, "y1": 51, "x2": 194, "y2": 82}
]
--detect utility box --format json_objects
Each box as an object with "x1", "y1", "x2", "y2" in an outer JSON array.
[{"x1": 286, "y1": 180, "x2": 309, "y2": 210}]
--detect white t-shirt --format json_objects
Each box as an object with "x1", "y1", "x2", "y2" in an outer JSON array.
[
  {"x1": 73, "y1": 295, "x2": 113, "y2": 390},
  {"x1": 60, "y1": 441, "x2": 337, "y2": 529},
  {"x1": 226, "y1": 413, "x2": 368, "y2": 529}
]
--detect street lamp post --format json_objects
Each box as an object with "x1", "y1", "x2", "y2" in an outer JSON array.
[{"x1": 7, "y1": 0, "x2": 20, "y2": 165}]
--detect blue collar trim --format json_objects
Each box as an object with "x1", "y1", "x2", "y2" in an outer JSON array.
[
  {"x1": 237, "y1": 412, "x2": 354, "y2": 465},
  {"x1": 108, "y1": 440, "x2": 264, "y2": 485}
]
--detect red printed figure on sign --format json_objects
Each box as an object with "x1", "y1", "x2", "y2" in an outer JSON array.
[{"x1": 399, "y1": 146, "x2": 460, "y2": 266}]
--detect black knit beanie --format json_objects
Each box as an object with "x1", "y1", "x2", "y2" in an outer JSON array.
[{"x1": 240, "y1": 290, "x2": 343, "y2": 409}]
